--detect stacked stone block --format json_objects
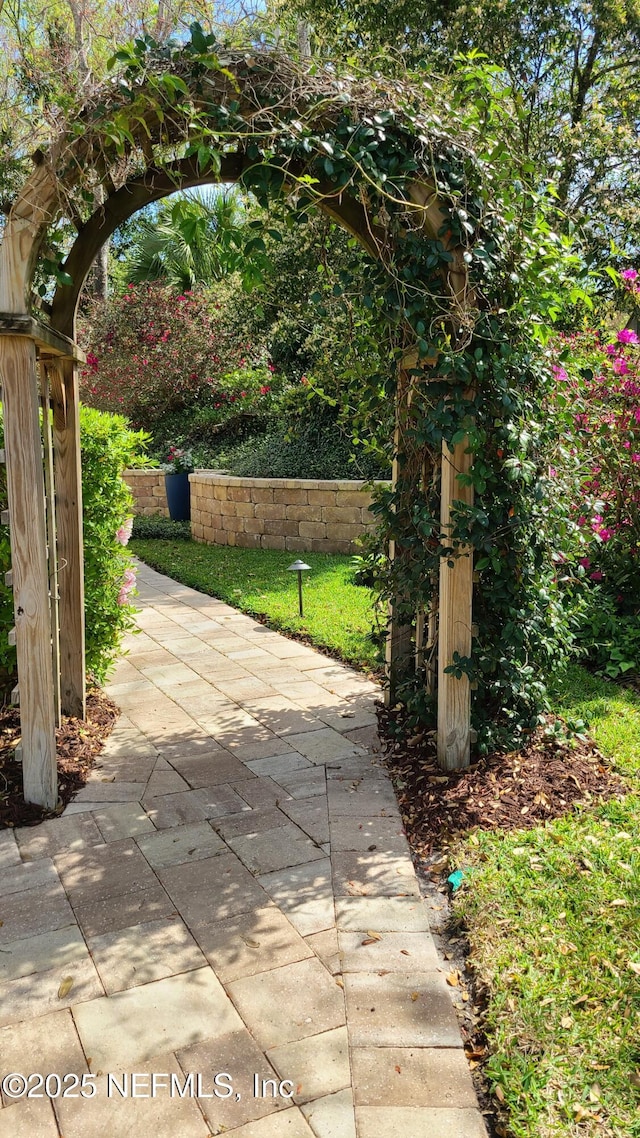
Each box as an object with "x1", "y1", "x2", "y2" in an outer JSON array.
[
  {"x1": 123, "y1": 470, "x2": 169, "y2": 517},
  {"x1": 189, "y1": 474, "x2": 385, "y2": 554}
]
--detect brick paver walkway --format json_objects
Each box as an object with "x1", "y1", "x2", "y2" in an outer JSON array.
[{"x1": 0, "y1": 562, "x2": 487, "y2": 1137}]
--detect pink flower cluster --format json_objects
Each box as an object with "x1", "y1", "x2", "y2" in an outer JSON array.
[
  {"x1": 117, "y1": 566, "x2": 137, "y2": 606},
  {"x1": 552, "y1": 282, "x2": 640, "y2": 587},
  {"x1": 115, "y1": 517, "x2": 133, "y2": 546}
]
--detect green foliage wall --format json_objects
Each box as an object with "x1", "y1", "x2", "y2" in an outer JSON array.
[
  {"x1": 79, "y1": 406, "x2": 148, "y2": 682},
  {"x1": 223, "y1": 398, "x2": 389, "y2": 480},
  {"x1": 34, "y1": 30, "x2": 597, "y2": 749},
  {"x1": 0, "y1": 406, "x2": 147, "y2": 696}
]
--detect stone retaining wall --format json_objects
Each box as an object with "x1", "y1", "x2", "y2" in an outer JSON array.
[
  {"x1": 124, "y1": 469, "x2": 168, "y2": 517},
  {"x1": 190, "y1": 473, "x2": 383, "y2": 554}
]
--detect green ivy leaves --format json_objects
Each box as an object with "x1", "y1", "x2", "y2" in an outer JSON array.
[{"x1": 54, "y1": 42, "x2": 591, "y2": 749}]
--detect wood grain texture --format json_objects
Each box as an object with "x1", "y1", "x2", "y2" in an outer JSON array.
[
  {"x1": 41, "y1": 372, "x2": 61, "y2": 726},
  {"x1": 48, "y1": 358, "x2": 86, "y2": 719},
  {"x1": 384, "y1": 366, "x2": 413, "y2": 706},
  {"x1": 0, "y1": 163, "x2": 57, "y2": 314},
  {"x1": 437, "y1": 437, "x2": 474, "y2": 770},
  {"x1": 0, "y1": 315, "x2": 85, "y2": 361},
  {"x1": 0, "y1": 335, "x2": 57, "y2": 808}
]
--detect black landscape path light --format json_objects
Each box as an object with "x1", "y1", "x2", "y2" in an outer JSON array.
[{"x1": 287, "y1": 559, "x2": 311, "y2": 617}]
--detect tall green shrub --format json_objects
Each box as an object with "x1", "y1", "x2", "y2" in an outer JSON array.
[
  {"x1": 223, "y1": 399, "x2": 390, "y2": 480},
  {"x1": 0, "y1": 406, "x2": 148, "y2": 696},
  {"x1": 79, "y1": 406, "x2": 149, "y2": 681}
]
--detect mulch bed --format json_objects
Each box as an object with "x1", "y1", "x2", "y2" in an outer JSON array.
[
  {"x1": 0, "y1": 688, "x2": 119, "y2": 829},
  {"x1": 379, "y1": 709, "x2": 628, "y2": 856}
]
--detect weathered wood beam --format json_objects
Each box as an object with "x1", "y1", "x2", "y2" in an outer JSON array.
[
  {"x1": 437, "y1": 437, "x2": 474, "y2": 770},
  {"x1": 0, "y1": 314, "x2": 85, "y2": 362},
  {"x1": 47, "y1": 357, "x2": 86, "y2": 719},
  {"x1": 384, "y1": 366, "x2": 414, "y2": 706},
  {"x1": 41, "y1": 371, "x2": 62, "y2": 726},
  {"x1": 384, "y1": 536, "x2": 414, "y2": 706},
  {"x1": 0, "y1": 334, "x2": 57, "y2": 808}
]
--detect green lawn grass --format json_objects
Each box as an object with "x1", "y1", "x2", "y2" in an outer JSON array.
[
  {"x1": 456, "y1": 664, "x2": 640, "y2": 1138},
  {"x1": 549, "y1": 664, "x2": 640, "y2": 776},
  {"x1": 131, "y1": 538, "x2": 381, "y2": 672}
]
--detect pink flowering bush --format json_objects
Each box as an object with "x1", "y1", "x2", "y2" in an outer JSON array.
[
  {"x1": 79, "y1": 284, "x2": 245, "y2": 426},
  {"x1": 118, "y1": 567, "x2": 137, "y2": 607},
  {"x1": 550, "y1": 275, "x2": 640, "y2": 675},
  {"x1": 79, "y1": 285, "x2": 285, "y2": 458},
  {"x1": 553, "y1": 335, "x2": 640, "y2": 593},
  {"x1": 116, "y1": 517, "x2": 133, "y2": 546}
]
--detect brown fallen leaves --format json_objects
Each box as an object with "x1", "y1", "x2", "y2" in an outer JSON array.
[{"x1": 379, "y1": 709, "x2": 626, "y2": 854}]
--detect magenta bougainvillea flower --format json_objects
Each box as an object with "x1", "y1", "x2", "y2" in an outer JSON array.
[
  {"x1": 550, "y1": 286, "x2": 640, "y2": 589},
  {"x1": 613, "y1": 357, "x2": 630, "y2": 375}
]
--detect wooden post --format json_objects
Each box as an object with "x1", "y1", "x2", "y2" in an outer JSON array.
[
  {"x1": 47, "y1": 357, "x2": 86, "y2": 719},
  {"x1": 384, "y1": 366, "x2": 414, "y2": 706},
  {"x1": 384, "y1": 537, "x2": 414, "y2": 705},
  {"x1": 0, "y1": 334, "x2": 57, "y2": 808},
  {"x1": 437, "y1": 437, "x2": 474, "y2": 770},
  {"x1": 41, "y1": 367, "x2": 61, "y2": 726},
  {"x1": 419, "y1": 448, "x2": 437, "y2": 696}
]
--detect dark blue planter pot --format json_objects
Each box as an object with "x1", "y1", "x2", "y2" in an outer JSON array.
[{"x1": 165, "y1": 472, "x2": 191, "y2": 522}]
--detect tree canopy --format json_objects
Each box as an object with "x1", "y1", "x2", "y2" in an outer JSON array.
[
  {"x1": 117, "y1": 187, "x2": 247, "y2": 290},
  {"x1": 277, "y1": 0, "x2": 640, "y2": 259},
  {"x1": 4, "y1": 0, "x2": 639, "y2": 260}
]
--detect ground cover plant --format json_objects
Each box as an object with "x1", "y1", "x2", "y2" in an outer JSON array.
[
  {"x1": 130, "y1": 536, "x2": 380, "y2": 671},
  {"x1": 450, "y1": 665, "x2": 640, "y2": 1138}
]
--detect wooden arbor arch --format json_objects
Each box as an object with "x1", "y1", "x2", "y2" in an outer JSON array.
[{"x1": 0, "y1": 48, "x2": 475, "y2": 808}]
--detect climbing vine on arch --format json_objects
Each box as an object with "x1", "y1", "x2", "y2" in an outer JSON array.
[{"x1": 44, "y1": 24, "x2": 590, "y2": 752}]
